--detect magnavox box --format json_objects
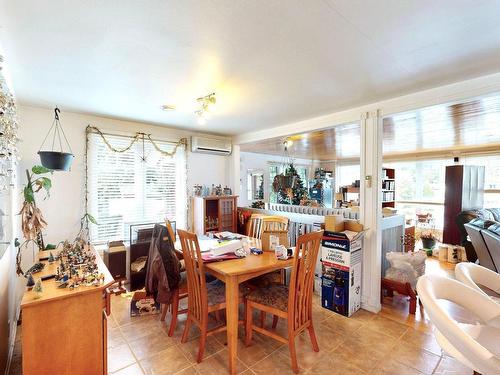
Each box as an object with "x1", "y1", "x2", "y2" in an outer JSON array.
[{"x1": 321, "y1": 229, "x2": 364, "y2": 317}]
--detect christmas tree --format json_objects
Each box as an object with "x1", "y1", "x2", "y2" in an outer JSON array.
[{"x1": 277, "y1": 164, "x2": 308, "y2": 205}]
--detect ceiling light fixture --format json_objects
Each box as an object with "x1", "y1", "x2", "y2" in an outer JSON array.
[
  {"x1": 194, "y1": 93, "x2": 216, "y2": 125},
  {"x1": 161, "y1": 104, "x2": 176, "y2": 111},
  {"x1": 283, "y1": 138, "x2": 293, "y2": 149}
]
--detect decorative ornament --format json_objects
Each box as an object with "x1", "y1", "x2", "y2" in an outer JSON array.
[
  {"x1": 33, "y1": 278, "x2": 43, "y2": 298},
  {"x1": 38, "y1": 107, "x2": 74, "y2": 171},
  {"x1": 0, "y1": 55, "x2": 19, "y2": 191},
  {"x1": 26, "y1": 273, "x2": 35, "y2": 289}
]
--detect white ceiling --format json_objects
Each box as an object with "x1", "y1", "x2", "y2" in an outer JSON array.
[{"x1": 1, "y1": 0, "x2": 500, "y2": 135}]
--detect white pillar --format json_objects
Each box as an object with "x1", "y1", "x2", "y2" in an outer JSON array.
[
  {"x1": 230, "y1": 144, "x2": 241, "y2": 197},
  {"x1": 359, "y1": 110, "x2": 383, "y2": 313}
]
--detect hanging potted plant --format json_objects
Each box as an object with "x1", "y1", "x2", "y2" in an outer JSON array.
[
  {"x1": 38, "y1": 107, "x2": 74, "y2": 171},
  {"x1": 272, "y1": 139, "x2": 298, "y2": 193}
]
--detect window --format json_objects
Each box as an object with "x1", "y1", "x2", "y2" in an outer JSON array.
[
  {"x1": 88, "y1": 132, "x2": 186, "y2": 243},
  {"x1": 336, "y1": 163, "x2": 360, "y2": 188},
  {"x1": 385, "y1": 159, "x2": 448, "y2": 230},
  {"x1": 463, "y1": 154, "x2": 500, "y2": 207}
]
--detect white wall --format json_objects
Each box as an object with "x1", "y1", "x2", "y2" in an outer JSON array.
[
  {"x1": 239, "y1": 151, "x2": 318, "y2": 207},
  {"x1": 17, "y1": 105, "x2": 231, "y2": 244}
]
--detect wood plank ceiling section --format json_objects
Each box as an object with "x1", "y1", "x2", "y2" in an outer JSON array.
[{"x1": 241, "y1": 95, "x2": 500, "y2": 162}]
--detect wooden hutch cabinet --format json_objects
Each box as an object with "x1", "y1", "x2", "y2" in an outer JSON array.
[{"x1": 192, "y1": 196, "x2": 238, "y2": 235}]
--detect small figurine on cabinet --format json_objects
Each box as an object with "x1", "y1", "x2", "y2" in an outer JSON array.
[
  {"x1": 223, "y1": 186, "x2": 232, "y2": 196},
  {"x1": 193, "y1": 184, "x2": 202, "y2": 197},
  {"x1": 48, "y1": 252, "x2": 55, "y2": 263},
  {"x1": 26, "y1": 273, "x2": 35, "y2": 289},
  {"x1": 33, "y1": 279, "x2": 43, "y2": 299}
]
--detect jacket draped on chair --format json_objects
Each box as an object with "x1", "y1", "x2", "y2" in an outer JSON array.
[{"x1": 145, "y1": 224, "x2": 181, "y2": 304}]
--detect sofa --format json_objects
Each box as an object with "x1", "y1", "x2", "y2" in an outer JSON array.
[
  {"x1": 456, "y1": 208, "x2": 500, "y2": 262},
  {"x1": 463, "y1": 218, "x2": 500, "y2": 272}
]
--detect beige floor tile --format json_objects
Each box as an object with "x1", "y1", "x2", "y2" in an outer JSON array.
[
  {"x1": 128, "y1": 331, "x2": 178, "y2": 361},
  {"x1": 305, "y1": 350, "x2": 366, "y2": 375},
  {"x1": 399, "y1": 328, "x2": 442, "y2": 356},
  {"x1": 108, "y1": 327, "x2": 126, "y2": 349},
  {"x1": 330, "y1": 342, "x2": 382, "y2": 372},
  {"x1": 389, "y1": 345, "x2": 442, "y2": 375},
  {"x1": 433, "y1": 355, "x2": 472, "y2": 375},
  {"x1": 174, "y1": 366, "x2": 198, "y2": 375},
  {"x1": 108, "y1": 343, "x2": 137, "y2": 373},
  {"x1": 120, "y1": 316, "x2": 164, "y2": 342},
  {"x1": 251, "y1": 351, "x2": 303, "y2": 375},
  {"x1": 194, "y1": 349, "x2": 248, "y2": 375},
  {"x1": 111, "y1": 362, "x2": 145, "y2": 375},
  {"x1": 371, "y1": 358, "x2": 425, "y2": 375},
  {"x1": 277, "y1": 340, "x2": 330, "y2": 372},
  {"x1": 140, "y1": 345, "x2": 192, "y2": 375},
  {"x1": 366, "y1": 315, "x2": 409, "y2": 339},
  {"x1": 348, "y1": 325, "x2": 397, "y2": 353},
  {"x1": 322, "y1": 311, "x2": 364, "y2": 336},
  {"x1": 349, "y1": 308, "x2": 376, "y2": 324},
  {"x1": 235, "y1": 332, "x2": 284, "y2": 367},
  {"x1": 178, "y1": 334, "x2": 225, "y2": 363}
]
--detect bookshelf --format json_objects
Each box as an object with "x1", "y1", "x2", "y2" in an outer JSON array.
[{"x1": 382, "y1": 167, "x2": 396, "y2": 208}]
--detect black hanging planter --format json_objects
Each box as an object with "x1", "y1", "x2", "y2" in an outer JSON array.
[
  {"x1": 38, "y1": 151, "x2": 74, "y2": 171},
  {"x1": 38, "y1": 107, "x2": 74, "y2": 171}
]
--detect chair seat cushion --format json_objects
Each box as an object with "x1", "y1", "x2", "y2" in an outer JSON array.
[
  {"x1": 206, "y1": 280, "x2": 252, "y2": 306},
  {"x1": 249, "y1": 271, "x2": 282, "y2": 288},
  {"x1": 247, "y1": 284, "x2": 289, "y2": 311}
]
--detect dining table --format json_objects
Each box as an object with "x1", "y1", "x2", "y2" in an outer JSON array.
[{"x1": 176, "y1": 236, "x2": 294, "y2": 375}]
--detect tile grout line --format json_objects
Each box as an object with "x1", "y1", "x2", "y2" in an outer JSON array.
[{"x1": 111, "y1": 316, "x2": 147, "y2": 374}]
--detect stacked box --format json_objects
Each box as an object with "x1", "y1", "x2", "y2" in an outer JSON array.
[{"x1": 321, "y1": 230, "x2": 363, "y2": 317}]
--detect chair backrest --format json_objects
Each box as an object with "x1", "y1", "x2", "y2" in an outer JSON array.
[
  {"x1": 288, "y1": 230, "x2": 324, "y2": 330},
  {"x1": 247, "y1": 214, "x2": 265, "y2": 239},
  {"x1": 481, "y1": 228, "x2": 500, "y2": 273},
  {"x1": 416, "y1": 275, "x2": 500, "y2": 375},
  {"x1": 178, "y1": 229, "x2": 207, "y2": 322},
  {"x1": 165, "y1": 219, "x2": 176, "y2": 242},
  {"x1": 261, "y1": 215, "x2": 289, "y2": 233},
  {"x1": 455, "y1": 263, "x2": 500, "y2": 296},
  {"x1": 465, "y1": 223, "x2": 496, "y2": 271}
]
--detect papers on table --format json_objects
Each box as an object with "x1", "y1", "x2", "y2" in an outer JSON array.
[{"x1": 197, "y1": 237, "x2": 243, "y2": 256}]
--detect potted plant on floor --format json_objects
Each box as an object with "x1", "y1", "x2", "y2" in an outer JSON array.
[{"x1": 420, "y1": 230, "x2": 438, "y2": 251}]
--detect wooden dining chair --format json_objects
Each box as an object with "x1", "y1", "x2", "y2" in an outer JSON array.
[
  {"x1": 160, "y1": 220, "x2": 188, "y2": 337},
  {"x1": 254, "y1": 215, "x2": 290, "y2": 290},
  {"x1": 245, "y1": 230, "x2": 324, "y2": 373},
  {"x1": 261, "y1": 215, "x2": 289, "y2": 233},
  {"x1": 247, "y1": 214, "x2": 265, "y2": 239},
  {"x1": 178, "y1": 229, "x2": 246, "y2": 363}
]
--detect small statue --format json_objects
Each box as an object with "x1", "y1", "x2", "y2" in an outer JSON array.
[
  {"x1": 26, "y1": 273, "x2": 35, "y2": 289},
  {"x1": 48, "y1": 252, "x2": 55, "y2": 263},
  {"x1": 33, "y1": 279, "x2": 43, "y2": 298}
]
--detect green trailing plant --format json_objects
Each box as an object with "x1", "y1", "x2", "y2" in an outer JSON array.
[
  {"x1": 20, "y1": 165, "x2": 53, "y2": 242},
  {"x1": 75, "y1": 212, "x2": 98, "y2": 246}
]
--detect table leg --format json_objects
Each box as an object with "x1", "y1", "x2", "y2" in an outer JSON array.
[{"x1": 225, "y1": 275, "x2": 239, "y2": 375}]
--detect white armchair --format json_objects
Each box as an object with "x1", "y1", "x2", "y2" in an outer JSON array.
[
  {"x1": 455, "y1": 263, "x2": 500, "y2": 299},
  {"x1": 416, "y1": 275, "x2": 500, "y2": 375}
]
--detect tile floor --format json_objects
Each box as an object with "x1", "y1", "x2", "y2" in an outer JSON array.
[{"x1": 9, "y1": 259, "x2": 476, "y2": 375}]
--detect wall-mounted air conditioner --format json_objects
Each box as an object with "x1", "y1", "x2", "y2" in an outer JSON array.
[{"x1": 191, "y1": 136, "x2": 232, "y2": 156}]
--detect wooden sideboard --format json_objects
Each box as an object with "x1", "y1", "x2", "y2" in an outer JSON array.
[{"x1": 21, "y1": 247, "x2": 114, "y2": 375}]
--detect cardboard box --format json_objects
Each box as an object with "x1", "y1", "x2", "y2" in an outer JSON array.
[
  {"x1": 324, "y1": 216, "x2": 364, "y2": 233},
  {"x1": 324, "y1": 215, "x2": 344, "y2": 232},
  {"x1": 321, "y1": 229, "x2": 364, "y2": 317}
]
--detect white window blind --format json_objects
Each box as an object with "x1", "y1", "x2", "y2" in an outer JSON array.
[{"x1": 88, "y1": 132, "x2": 186, "y2": 244}]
